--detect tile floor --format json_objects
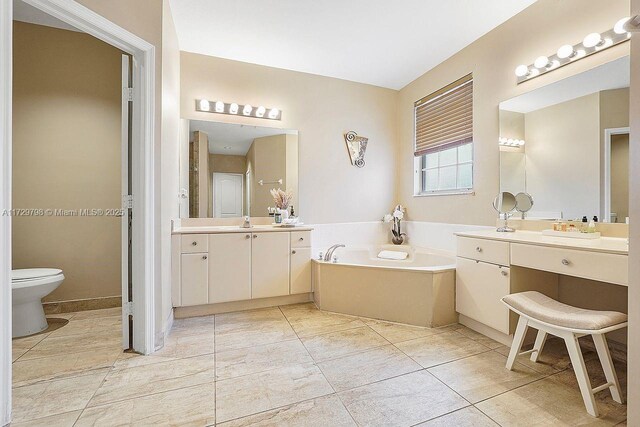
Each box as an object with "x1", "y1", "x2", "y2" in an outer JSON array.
[{"x1": 10, "y1": 303, "x2": 627, "y2": 426}]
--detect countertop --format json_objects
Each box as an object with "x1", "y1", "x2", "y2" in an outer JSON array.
[
  {"x1": 455, "y1": 229, "x2": 629, "y2": 255},
  {"x1": 172, "y1": 225, "x2": 314, "y2": 235}
]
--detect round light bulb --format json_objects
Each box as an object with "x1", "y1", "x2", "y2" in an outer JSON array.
[
  {"x1": 614, "y1": 17, "x2": 630, "y2": 34},
  {"x1": 198, "y1": 99, "x2": 210, "y2": 112},
  {"x1": 229, "y1": 103, "x2": 239, "y2": 114},
  {"x1": 268, "y1": 108, "x2": 280, "y2": 119},
  {"x1": 243, "y1": 104, "x2": 252, "y2": 116},
  {"x1": 528, "y1": 68, "x2": 540, "y2": 78},
  {"x1": 256, "y1": 106, "x2": 266, "y2": 117},
  {"x1": 583, "y1": 32, "x2": 602, "y2": 48},
  {"x1": 534, "y1": 56, "x2": 549, "y2": 69},
  {"x1": 215, "y1": 101, "x2": 225, "y2": 113},
  {"x1": 557, "y1": 44, "x2": 575, "y2": 59},
  {"x1": 515, "y1": 64, "x2": 529, "y2": 77}
]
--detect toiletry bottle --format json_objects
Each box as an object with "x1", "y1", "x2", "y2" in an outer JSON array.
[
  {"x1": 290, "y1": 205, "x2": 295, "y2": 217},
  {"x1": 588, "y1": 219, "x2": 596, "y2": 233},
  {"x1": 593, "y1": 216, "x2": 598, "y2": 223},
  {"x1": 582, "y1": 216, "x2": 588, "y2": 233}
]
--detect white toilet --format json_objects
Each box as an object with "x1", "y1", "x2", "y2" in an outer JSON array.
[{"x1": 12, "y1": 268, "x2": 65, "y2": 338}]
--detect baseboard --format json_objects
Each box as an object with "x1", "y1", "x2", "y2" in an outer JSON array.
[
  {"x1": 174, "y1": 293, "x2": 313, "y2": 319},
  {"x1": 43, "y1": 296, "x2": 121, "y2": 314},
  {"x1": 459, "y1": 314, "x2": 513, "y2": 347}
]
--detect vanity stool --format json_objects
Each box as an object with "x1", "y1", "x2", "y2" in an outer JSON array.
[{"x1": 501, "y1": 291, "x2": 627, "y2": 417}]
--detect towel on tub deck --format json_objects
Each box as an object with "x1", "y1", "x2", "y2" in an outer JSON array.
[{"x1": 377, "y1": 250, "x2": 408, "y2": 260}]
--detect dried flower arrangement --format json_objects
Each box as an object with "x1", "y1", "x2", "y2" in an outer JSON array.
[{"x1": 270, "y1": 188, "x2": 293, "y2": 210}]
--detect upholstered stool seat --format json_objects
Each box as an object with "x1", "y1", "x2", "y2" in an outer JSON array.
[{"x1": 502, "y1": 291, "x2": 627, "y2": 418}]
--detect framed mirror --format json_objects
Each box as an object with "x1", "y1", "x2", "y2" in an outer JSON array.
[
  {"x1": 180, "y1": 120, "x2": 299, "y2": 219},
  {"x1": 499, "y1": 56, "x2": 629, "y2": 223}
]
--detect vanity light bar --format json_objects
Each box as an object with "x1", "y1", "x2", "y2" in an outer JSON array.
[
  {"x1": 195, "y1": 99, "x2": 282, "y2": 121},
  {"x1": 514, "y1": 17, "x2": 631, "y2": 84},
  {"x1": 499, "y1": 137, "x2": 524, "y2": 147}
]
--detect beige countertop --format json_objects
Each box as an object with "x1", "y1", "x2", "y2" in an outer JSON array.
[
  {"x1": 455, "y1": 229, "x2": 629, "y2": 255},
  {"x1": 172, "y1": 224, "x2": 314, "y2": 235}
]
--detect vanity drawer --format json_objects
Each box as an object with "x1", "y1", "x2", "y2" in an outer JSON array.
[
  {"x1": 457, "y1": 237, "x2": 510, "y2": 266},
  {"x1": 510, "y1": 243, "x2": 628, "y2": 286},
  {"x1": 181, "y1": 234, "x2": 209, "y2": 253},
  {"x1": 291, "y1": 231, "x2": 311, "y2": 248}
]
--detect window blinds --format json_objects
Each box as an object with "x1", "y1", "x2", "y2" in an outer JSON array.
[{"x1": 414, "y1": 74, "x2": 473, "y2": 157}]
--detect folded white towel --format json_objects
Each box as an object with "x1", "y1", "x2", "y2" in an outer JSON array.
[{"x1": 378, "y1": 250, "x2": 408, "y2": 260}]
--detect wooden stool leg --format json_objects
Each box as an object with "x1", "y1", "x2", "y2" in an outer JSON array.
[
  {"x1": 530, "y1": 330, "x2": 547, "y2": 363},
  {"x1": 563, "y1": 332, "x2": 599, "y2": 417},
  {"x1": 506, "y1": 316, "x2": 528, "y2": 370},
  {"x1": 592, "y1": 333, "x2": 624, "y2": 404}
]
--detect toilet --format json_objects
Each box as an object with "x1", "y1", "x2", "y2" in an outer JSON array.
[{"x1": 12, "y1": 268, "x2": 65, "y2": 338}]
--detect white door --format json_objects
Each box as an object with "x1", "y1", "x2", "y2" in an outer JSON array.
[
  {"x1": 290, "y1": 247, "x2": 312, "y2": 294},
  {"x1": 252, "y1": 232, "x2": 290, "y2": 299},
  {"x1": 121, "y1": 54, "x2": 132, "y2": 349},
  {"x1": 208, "y1": 233, "x2": 252, "y2": 303},
  {"x1": 213, "y1": 173, "x2": 243, "y2": 218}
]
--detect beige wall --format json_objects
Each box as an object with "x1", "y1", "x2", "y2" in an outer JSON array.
[
  {"x1": 249, "y1": 135, "x2": 287, "y2": 217},
  {"x1": 12, "y1": 22, "x2": 121, "y2": 302},
  {"x1": 610, "y1": 134, "x2": 629, "y2": 221},
  {"x1": 180, "y1": 52, "x2": 398, "y2": 224},
  {"x1": 397, "y1": 0, "x2": 629, "y2": 225}
]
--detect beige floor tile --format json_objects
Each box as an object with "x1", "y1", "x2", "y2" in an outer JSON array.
[
  {"x1": 10, "y1": 410, "x2": 82, "y2": 427},
  {"x1": 216, "y1": 364, "x2": 334, "y2": 423},
  {"x1": 88, "y1": 354, "x2": 215, "y2": 407},
  {"x1": 338, "y1": 370, "x2": 468, "y2": 426},
  {"x1": 13, "y1": 348, "x2": 121, "y2": 387},
  {"x1": 113, "y1": 333, "x2": 215, "y2": 370},
  {"x1": 395, "y1": 330, "x2": 491, "y2": 368},
  {"x1": 417, "y1": 406, "x2": 498, "y2": 426},
  {"x1": 428, "y1": 351, "x2": 544, "y2": 403},
  {"x1": 476, "y1": 370, "x2": 626, "y2": 426},
  {"x1": 219, "y1": 394, "x2": 356, "y2": 427},
  {"x1": 12, "y1": 370, "x2": 108, "y2": 423},
  {"x1": 171, "y1": 315, "x2": 216, "y2": 337},
  {"x1": 76, "y1": 383, "x2": 216, "y2": 427},
  {"x1": 453, "y1": 325, "x2": 503, "y2": 349},
  {"x1": 215, "y1": 309, "x2": 297, "y2": 352},
  {"x1": 12, "y1": 334, "x2": 49, "y2": 362},
  {"x1": 215, "y1": 307, "x2": 287, "y2": 331},
  {"x1": 281, "y1": 304, "x2": 366, "y2": 337},
  {"x1": 363, "y1": 319, "x2": 451, "y2": 344},
  {"x1": 70, "y1": 307, "x2": 121, "y2": 320},
  {"x1": 20, "y1": 330, "x2": 121, "y2": 361},
  {"x1": 317, "y1": 344, "x2": 421, "y2": 391},
  {"x1": 301, "y1": 327, "x2": 389, "y2": 361},
  {"x1": 47, "y1": 315, "x2": 121, "y2": 338},
  {"x1": 216, "y1": 339, "x2": 313, "y2": 380}
]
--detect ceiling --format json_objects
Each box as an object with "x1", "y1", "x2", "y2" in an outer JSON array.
[
  {"x1": 169, "y1": 0, "x2": 537, "y2": 90},
  {"x1": 13, "y1": 0, "x2": 81, "y2": 32},
  {"x1": 500, "y1": 56, "x2": 630, "y2": 113},
  {"x1": 189, "y1": 120, "x2": 297, "y2": 155}
]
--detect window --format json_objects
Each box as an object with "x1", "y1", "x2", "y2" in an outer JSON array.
[{"x1": 414, "y1": 74, "x2": 473, "y2": 195}]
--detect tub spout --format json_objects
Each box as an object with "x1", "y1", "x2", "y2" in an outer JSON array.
[{"x1": 324, "y1": 244, "x2": 345, "y2": 261}]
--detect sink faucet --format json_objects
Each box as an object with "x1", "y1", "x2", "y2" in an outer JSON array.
[
  {"x1": 241, "y1": 216, "x2": 252, "y2": 228},
  {"x1": 324, "y1": 244, "x2": 345, "y2": 261}
]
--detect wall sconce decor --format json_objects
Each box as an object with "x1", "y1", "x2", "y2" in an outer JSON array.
[
  {"x1": 344, "y1": 131, "x2": 368, "y2": 168},
  {"x1": 195, "y1": 99, "x2": 282, "y2": 121},
  {"x1": 499, "y1": 137, "x2": 525, "y2": 147},
  {"x1": 514, "y1": 16, "x2": 631, "y2": 84}
]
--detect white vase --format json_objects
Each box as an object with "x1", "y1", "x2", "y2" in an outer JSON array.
[{"x1": 280, "y1": 209, "x2": 290, "y2": 220}]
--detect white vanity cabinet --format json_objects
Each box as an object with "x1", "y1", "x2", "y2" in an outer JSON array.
[{"x1": 173, "y1": 227, "x2": 313, "y2": 309}]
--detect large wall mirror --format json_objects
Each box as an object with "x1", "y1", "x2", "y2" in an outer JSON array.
[
  {"x1": 499, "y1": 56, "x2": 629, "y2": 223},
  {"x1": 181, "y1": 120, "x2": 299, "y2": 219}
]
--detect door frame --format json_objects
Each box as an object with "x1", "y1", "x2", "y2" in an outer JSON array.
[
  {"x1": 603, "y1": 127, "x2": 630, "y2": 223},
  {"x1": 1, "y1": 0, "x2": 157, "y2": 423},
  {"x1": 213, "y1": 172, "x2": 244, "y2": 218}
]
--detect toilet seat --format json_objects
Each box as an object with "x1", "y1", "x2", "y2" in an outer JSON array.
[{"x1": 12, "y1": 268, "x2": 63, "y2": 282}]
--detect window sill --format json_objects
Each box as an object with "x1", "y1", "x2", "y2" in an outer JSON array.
[{"x1": 413, "y1": 190, "x2": 475, "y2": 198}]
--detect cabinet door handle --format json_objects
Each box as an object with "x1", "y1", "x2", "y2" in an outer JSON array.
[
  {"x1": 292, "y1": 250, "x2": 297, "y2": 254},
  {"x1": 192, "y1": 241, "x2": 198, "y2": 246},
  {"x1": 253, "y1": 234, "x2": 258, "y2": 238},
  {"x1": 476, "y1": 246, "x2": 482, "y2": 253},
  {"x1": 501, "y1": 270, "x2": 508, "y2": 277},
  {"x1": 299, "y1": 237, "x2": 304, "y2": 241},
  {"x1": 202, "y1": 255, "x2": 208, "y2": 260},
  {"x1": 562, "y1": 259, "x2": 570, "y2": 266},
  {"x1": 245, "y1": 234, "x2": 251, "y2": 239}
]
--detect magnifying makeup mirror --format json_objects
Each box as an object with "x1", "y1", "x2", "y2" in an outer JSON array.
[
  {"x1": 515, "y1": 192, "x2": 534, "y2": 219},
  {"x1": 493, "y1": 192, "x2": 517, "y2": 232}
]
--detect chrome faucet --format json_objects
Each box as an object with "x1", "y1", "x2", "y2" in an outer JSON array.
[{"x1": 324, "y1": 244, "x2": 345, "y2": 261}]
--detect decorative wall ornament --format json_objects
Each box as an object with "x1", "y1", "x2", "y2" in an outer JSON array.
[{"x1": 344, "y1": 131, "x2": 368, "y2": 168}]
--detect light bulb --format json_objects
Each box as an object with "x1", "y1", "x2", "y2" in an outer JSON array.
[
  {"x1": 598, "y1": 38, "x2": 613, "y2": 50},
  {"x1": 548, "y1": 60, "x2": 560, "y2": 70},
  {"x1": 534, "y1": 56, "x2": 549, "y2": 69},
  {"x1": 515, "y1": 65, "x2": 529, "y2": 77},
  {"x1": 557, "y1": 44, "x2": 575, "y2": 59},
  {"x1": 268, "y1": 108, "x2": 279, "y2": 119},
  {"x1": 243, "y1": 104, "x2": 252, "y2": 116},
  {"x1": 528, "y1": 68, "x2": 540, "y2": 78},
  {"x1": 614, "y1": 17, "x2": 630, "y2": 34},
  {"x1": 229, "y1": 103, "x2": 239, "y2": 114},
  {"x1": 575, "y1": 49, "x2": 586, "y2": 59},
  {"x1": 583, "y1": 32, "x2": 602, "y2": 48},
  {"x1": 215, "y1": 101, "x2": 225, "y2": 113},
  {"x1": 256, "y1": 106, "x2": 266, "y2": 118},
  {"x1": 198, "y1": 99, "x2": 210, "y2": 112}
]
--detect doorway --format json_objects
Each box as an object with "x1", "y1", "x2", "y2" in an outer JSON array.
[
  {"x1": 604, "y1": 127, "x2": 630, "y2": 223},
  {"x1": 213, "y1": 173, "x2": 244, "y2": 218}
]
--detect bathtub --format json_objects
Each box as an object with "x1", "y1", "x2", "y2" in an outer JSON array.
[{"x1": 312, "y1": 245, "x2": 457, "y2": 327}]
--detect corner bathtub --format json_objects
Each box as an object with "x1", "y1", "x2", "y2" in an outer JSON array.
[{"x1": 312, "y1": 245, "x2": 458, "y2": 327}]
